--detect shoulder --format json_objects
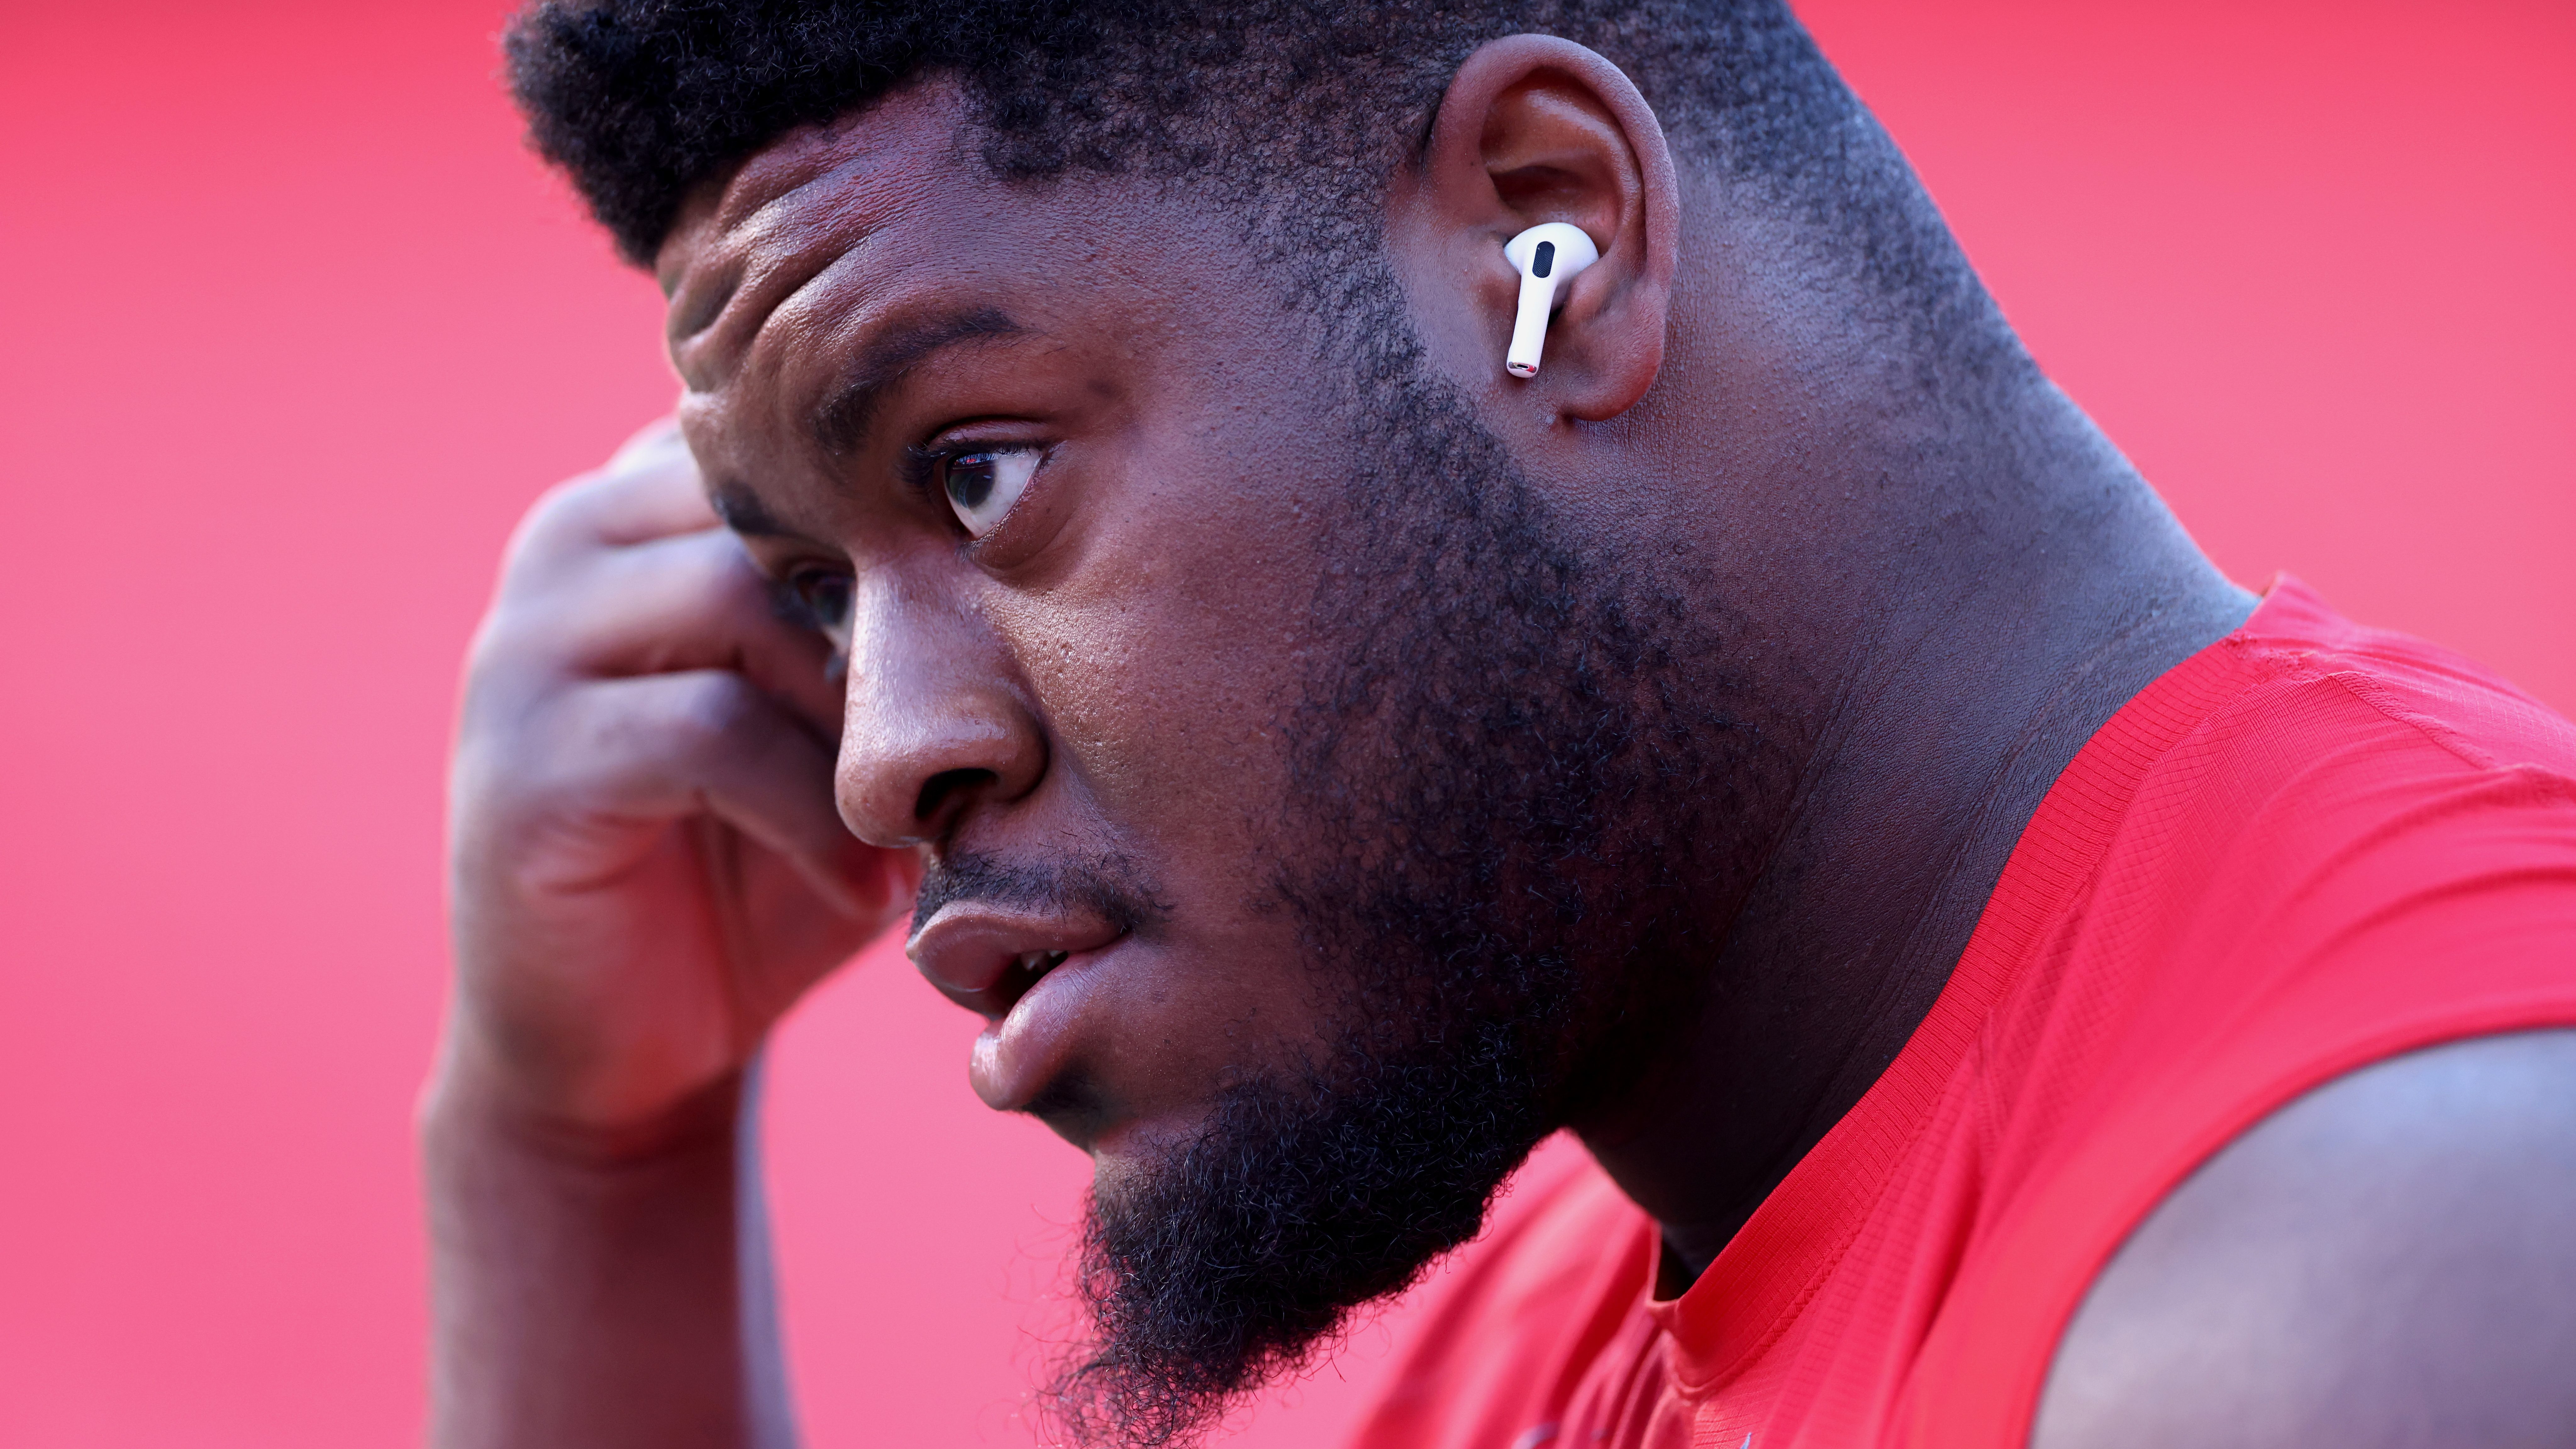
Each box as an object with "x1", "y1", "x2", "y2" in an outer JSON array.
[
  {"x1": 2214, "y1": 580, "x2": 2576, "y2": 783},
  {"x1": 2044, "y1": 585, "x2": 2576, "y2": 985},
  {"x1": 2033, "y1": 1029, "x2": 2576, "y2": 1449}
]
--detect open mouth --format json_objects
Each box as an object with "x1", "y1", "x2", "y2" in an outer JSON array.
[
  {"x1": 967, "y1": 939, "x2": 1126, "y2": 1116},
  {"x1": 991, "y1": 947, "x2": 1071, "y2": 1015}
]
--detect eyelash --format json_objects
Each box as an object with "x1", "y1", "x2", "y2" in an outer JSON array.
[
  {"x1": 900, "y1": 437, "x2": 1046, "y2": 527},
  {"x1": 778, "y1": 567, "x2": 852, "y2": 636},
  {"x1": 897, "y1": 441, "x2": 952, "y2": 499}
]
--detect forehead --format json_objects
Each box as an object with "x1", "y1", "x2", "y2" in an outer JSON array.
[
  {"x1": 660, "y1": 81, "x2": 967, "y2": 382},
  {"x1": 665, "y1": 86, "x2": 1236, "y2": 383},
  {"x1": 654, "y1": 80, "x2": 1274, "y2": 503}
]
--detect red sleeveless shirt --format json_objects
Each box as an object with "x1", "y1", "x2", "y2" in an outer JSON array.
[{"x1": 1344, "y1": 579, "x2": 2576, "y2": 1449}]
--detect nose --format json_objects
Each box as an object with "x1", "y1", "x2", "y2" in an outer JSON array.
[{"x1": 834, "y1": 580, "x2": 1044, "y2": 849}]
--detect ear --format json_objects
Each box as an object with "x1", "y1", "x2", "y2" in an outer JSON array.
[{"x1": 1389, "y1": 34, "x2": 1678, "y2": 423}]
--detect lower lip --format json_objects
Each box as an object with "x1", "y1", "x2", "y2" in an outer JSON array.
[{"x1": 969, "y1": 942, "x2": 1119, "y2": 1111}]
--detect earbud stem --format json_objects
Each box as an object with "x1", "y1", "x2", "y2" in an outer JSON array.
[{"x1": 1506, "y1": 268, "x2": 1557, "y2": 379}]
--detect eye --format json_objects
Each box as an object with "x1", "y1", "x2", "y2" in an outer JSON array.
[
  {"x1": 935, "y1": 446, "x2": 1041, "y2": 538},
  {"x1": 786, "y1": 566, "x2": 854, "y2": 653}
]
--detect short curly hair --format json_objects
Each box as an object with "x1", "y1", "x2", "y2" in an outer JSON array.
[{"x1": 516, "y1": 2, "x2": 1937, "y2": 267}]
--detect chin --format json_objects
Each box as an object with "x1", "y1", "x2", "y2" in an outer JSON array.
[{"x1": 1074, "y1": 1099, "x2": 1216, "y2": 1186}]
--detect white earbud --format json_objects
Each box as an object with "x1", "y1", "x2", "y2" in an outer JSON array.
[{"x1": 1502, "y1": 222, "x2": 1600, "y2": 379}]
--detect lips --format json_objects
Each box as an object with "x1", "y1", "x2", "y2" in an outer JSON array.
[
  {"x1": 989, "y1": 947, "x2": 1070, "y2": 1008},
  {"x1": 968, "y1": 942, "x2": 1125, "y2": 1112},
  {"x1": 907, "y1": 900, "x2": 1125, "y2": 1112}
]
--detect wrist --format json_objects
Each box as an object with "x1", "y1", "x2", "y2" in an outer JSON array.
[{"x1": 421, "y1": 1034, "x2": 748, "y2": 1171}]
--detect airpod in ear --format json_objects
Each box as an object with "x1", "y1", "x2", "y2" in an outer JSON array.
[{"x1": 1502, "y1": 222, "x2": 1601, "y2": 379}]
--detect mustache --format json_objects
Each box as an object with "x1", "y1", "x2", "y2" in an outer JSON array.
[{"x1": 910, "y1": 848, "x2": 1170, "y2": 939}]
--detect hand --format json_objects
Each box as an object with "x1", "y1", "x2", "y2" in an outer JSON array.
[{"x1": 436, "y1": 420, "x2": 914, "y2": 1146}]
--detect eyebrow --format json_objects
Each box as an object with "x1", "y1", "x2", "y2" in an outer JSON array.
[
  {"x1": 708, "y1": 480, "x2": 794, "y2": 538},
  {"x1": 811, "y1": 305, "x2": 1025, "y2": 458}
]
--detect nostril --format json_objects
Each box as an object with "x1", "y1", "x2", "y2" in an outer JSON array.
[{"x1": 913, "y1": 766, "x2": 997, "y2": 835}]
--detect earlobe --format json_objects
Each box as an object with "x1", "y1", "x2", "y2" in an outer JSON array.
[{"x1": 1394, "y1": 34, "x2": 1679, "y2": 423}]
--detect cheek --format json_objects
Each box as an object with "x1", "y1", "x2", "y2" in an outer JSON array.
[
  {"x1": 981, "y1": 428, "x2": 1367, "y2": 1119},
  {"x1": 991, "y1": 451, "x2": 1336, "y2": 862},
  {"x1": 1001, "y1": 561, "x2": 1301, "y2": 860}
]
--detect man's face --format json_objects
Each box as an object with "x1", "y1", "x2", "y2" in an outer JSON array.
[
  {"x1": 669, "y1": 81, "x2": 1476, "y2": 1167},
  {"x1": 667, "y1": 80, "x2": 1779, "y2": 1443}
]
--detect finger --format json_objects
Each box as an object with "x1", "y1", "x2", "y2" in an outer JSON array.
[
  {"x1": 518, "y1": 670, "x2": 892, "y2": 921},
  {"x1": 606, "y1": 415, "x2": 685, "y2": 469},
  {"x1": 586, "y1": 424, "x2": 721, "y2": 545},
  {"x1": 491, "y1": 527, "x2": 842, "y2": 724},
  {"x1": 505, "y1": 431, "x2": 719, "y2": 575}
]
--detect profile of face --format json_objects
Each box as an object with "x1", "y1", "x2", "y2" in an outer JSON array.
[{"x1": 667, "y1": 78, "x2": 1785, "y2": 1446}]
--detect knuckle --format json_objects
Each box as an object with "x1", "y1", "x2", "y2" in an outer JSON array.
[
  {"x1": 505, "y1": 473, "x2": 615, "y2": 564},
  {"x1": 458, "y1": 603, "x2": 568, "y2": 693},
  {"x1": 663, "y1": 673, "x2": 763, "y2": 754}
]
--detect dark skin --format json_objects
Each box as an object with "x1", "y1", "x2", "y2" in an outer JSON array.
[{"x1": 427, "y1": 35, "x2": 2576, "y2": 1448}]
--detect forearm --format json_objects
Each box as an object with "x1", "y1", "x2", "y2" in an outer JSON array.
[
  {"x1": 423, "y1": 1062, "x2": 795, "y2": 1449},
  {"x1": 425, "y1": 431, "x2": 886, "y2": 1448}
]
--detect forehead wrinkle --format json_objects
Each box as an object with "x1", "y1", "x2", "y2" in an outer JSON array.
[
  {"x1": 674, "y1": 209, "x2": 879, "y2": 395},
  {"x1": 671, "y1": 145, "x2": 937, "y2": 394}
]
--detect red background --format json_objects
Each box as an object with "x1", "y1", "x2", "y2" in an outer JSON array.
[{"x1": 2, "y1": 3, "x2": 2567, "y2": 1444}]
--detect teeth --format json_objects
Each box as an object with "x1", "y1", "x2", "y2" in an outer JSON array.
[{"x1": 1015, "y1": 949, "x2": 1069, "y2": 976}]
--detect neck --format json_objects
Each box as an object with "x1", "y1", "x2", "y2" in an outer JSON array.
[{"x1": 1571, "y1": 369, "x2": 2254, "y2": 1290}]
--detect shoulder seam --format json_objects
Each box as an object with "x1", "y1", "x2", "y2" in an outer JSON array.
[{"x1": 2315, "y1": 664, "x2": 2576, "y2": 781}]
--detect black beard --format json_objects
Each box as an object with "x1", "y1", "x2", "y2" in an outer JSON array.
[
  {"x1": 1053, "y1": 1020, "x2": 1550, "y2": 1447},
  {"x1": 1044, "y1": 339, "x2": 1790, "y2": 1446}
]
